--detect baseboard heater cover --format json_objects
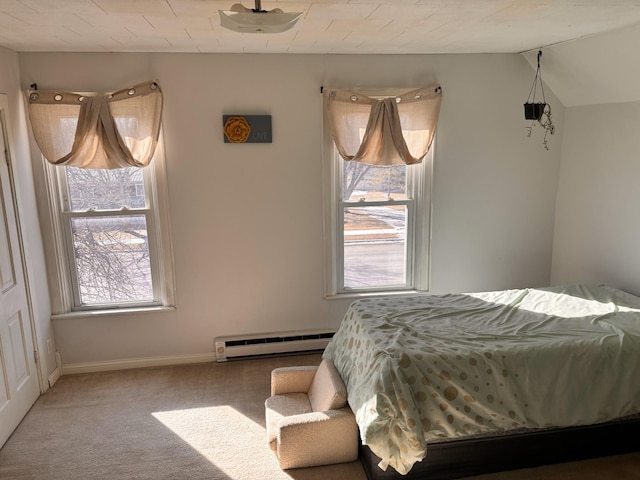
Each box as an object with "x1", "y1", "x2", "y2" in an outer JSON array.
[{"x1": 214, "y1": 330, "x2": 335, "y2": 362}]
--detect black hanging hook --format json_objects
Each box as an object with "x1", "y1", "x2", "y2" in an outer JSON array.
[
  {"x1": 526, "y1": 50, "x2": 546, "y2": 105},
  {"x1": 30, "y1": 83, "x2": 37, "y2": 90}
]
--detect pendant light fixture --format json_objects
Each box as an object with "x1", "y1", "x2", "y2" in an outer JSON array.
[{"x1": 219, "y1": 0, "x2": 303, "y2": 34}]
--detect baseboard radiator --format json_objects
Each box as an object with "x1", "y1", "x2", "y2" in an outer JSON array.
[{"x1": 214, "y1": 329, "x2": 335, "y2": 362}]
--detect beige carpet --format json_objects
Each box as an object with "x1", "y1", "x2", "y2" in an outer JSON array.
[{"x1": 1, "y1": 353, "x2": 639, "y2": 480}]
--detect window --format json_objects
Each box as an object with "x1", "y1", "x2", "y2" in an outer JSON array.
[
  {"x1": 323, "y1": 142, "x2": 432, "y2": 296},
  {"x1": 27, "y1": 81, "x2": 174, "y2": 314},
  {"x1": 42, "y1": 146, "x2": 175, "y2": 313},
  {"x1": 321, "y1": 86, "x2": 440, "y2": 296}
]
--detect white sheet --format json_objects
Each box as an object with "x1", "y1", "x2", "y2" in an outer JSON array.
[{"x1": 323, "y1": 284, "x2": 640, "y2": 475}]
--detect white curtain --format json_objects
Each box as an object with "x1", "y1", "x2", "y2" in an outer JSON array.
[
  {"x1": 323, "y1": 84, "x2": 442, "y2": 166},
  {"x1": 26, "y1": 80, "x2": 163, "y2": 169}
]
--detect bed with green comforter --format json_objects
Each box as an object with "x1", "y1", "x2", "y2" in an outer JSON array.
[{"x1": 323, "y1": 284, "x2": 640, "y2": 475}]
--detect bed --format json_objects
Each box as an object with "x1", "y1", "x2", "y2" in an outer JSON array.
[{"x1": 322, "y1": 283, "x2": 640, "y2": 479}]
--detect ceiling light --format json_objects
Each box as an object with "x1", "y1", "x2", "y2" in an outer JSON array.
[{"x1": 219, "y1": 0, "x2": 303, "y2": 34}]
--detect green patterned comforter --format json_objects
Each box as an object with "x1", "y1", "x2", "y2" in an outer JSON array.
[{"x1": 323, "y1": 284, "x2": 640, "y2": 475}]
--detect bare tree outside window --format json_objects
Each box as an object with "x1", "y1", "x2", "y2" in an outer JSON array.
[
  {"x1": 65, "y1": 167, "x2": 153, "y2": 305},
  {"x1": 342, "y1": 161, "x2": 406, "y2": 201},
  {"x1": 66, "y1": 167, "x2": 145, "y2": 210}
]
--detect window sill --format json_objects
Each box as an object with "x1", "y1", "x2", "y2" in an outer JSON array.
[
  {"x1": 51, "y1": 305, "x2": 176, "y2": 321},
  {"x1": 324, "y1": 290, "x2": 427, "y2": 301}
]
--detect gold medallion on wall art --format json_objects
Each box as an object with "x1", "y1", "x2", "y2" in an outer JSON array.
[{"x1": 223, "y1": 116, "x2": 252, "y2": 143}]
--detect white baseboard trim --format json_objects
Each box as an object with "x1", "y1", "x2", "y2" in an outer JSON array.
[
  {"x1": 62, "y1": 352, "x2": 218, "y2": 375},
  {"x1": 48, "y1": 367, "x2": 61, "y2": 387}
]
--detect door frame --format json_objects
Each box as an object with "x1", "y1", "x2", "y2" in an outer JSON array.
[{"x1": 0, "y1": 93, "x2": 45, "y2": 394}]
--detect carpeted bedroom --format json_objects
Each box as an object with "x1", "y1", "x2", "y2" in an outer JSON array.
[{"x1": 1, "y1": 352, "x2": 639, "y2": 480}]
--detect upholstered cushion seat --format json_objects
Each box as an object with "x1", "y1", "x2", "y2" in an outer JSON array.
[{"x1": 264, "y1": 359, "x2": 359, "y2": 469}]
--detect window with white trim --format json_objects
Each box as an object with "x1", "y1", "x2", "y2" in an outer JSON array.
[
  {"x1": 43, "y1": 154, "x2": 175, "y2": 312},
  {"x1": 323, "y1": 143, "x2": 432, "y2": 296},
  {"x1": 26, "y1": 81, "x2": 175, "y2": 314},
  {"x1": 322, "y1": 85, "x2": 440, "y2": 297}
]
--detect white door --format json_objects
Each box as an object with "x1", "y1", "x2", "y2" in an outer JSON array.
[{"x1": 0, "y1": 95, "x2": 40, "y2": 447}]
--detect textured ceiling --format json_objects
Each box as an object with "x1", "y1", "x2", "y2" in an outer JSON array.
[{"x1": 1, "y1": 0, "x2": 640, "y2": 54}]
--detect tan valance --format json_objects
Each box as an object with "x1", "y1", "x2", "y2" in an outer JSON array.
[
  {"x1": 323, "y1": 84, "x2": 442, "y2": 166},
  {"x1": 26, "y1": 80, "x2": 163, "y2": 169}
]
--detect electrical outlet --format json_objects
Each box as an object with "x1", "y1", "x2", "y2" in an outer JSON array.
[{"x1": 47, "y1": 338, "x2": 53, "y2": 355}]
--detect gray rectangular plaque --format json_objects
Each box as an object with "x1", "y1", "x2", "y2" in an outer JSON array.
[{"x1": 223, "y1": 115, "x2": 272, "y2": 143}]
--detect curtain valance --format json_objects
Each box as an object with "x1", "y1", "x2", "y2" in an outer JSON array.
[
  {"x1": 26, "y1": 80, "x2": 163, "y2": 169},
  {"x1": 323, "y1": 84, "x2": 442, "y2": 166}
]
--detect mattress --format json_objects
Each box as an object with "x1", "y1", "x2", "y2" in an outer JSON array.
[{"x1": 323, "y1": 284, "x2": 640, "y2": 475}]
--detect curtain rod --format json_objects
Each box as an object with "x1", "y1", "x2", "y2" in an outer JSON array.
[{"x1": 321, "y1": 85, "x2": 441, "y2": 94}]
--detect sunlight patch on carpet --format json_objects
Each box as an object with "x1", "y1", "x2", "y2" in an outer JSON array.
[{"x1": 152, "y1": 405, "x2": 288, "y2": 479}]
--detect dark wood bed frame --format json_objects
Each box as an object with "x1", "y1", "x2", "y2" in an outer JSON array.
[{"x1": 359, "y1": 417, "x2": 640, "y2": 480}]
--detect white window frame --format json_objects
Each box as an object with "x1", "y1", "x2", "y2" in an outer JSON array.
[
  {"x1": 322, "y1": 104, "x2": 433, "y2": 298},
  {"x1": 39, "y1": 137, "x2": 176, "y2": 315}
]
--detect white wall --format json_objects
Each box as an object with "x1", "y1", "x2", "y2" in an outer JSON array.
[
  {"x1": 551, "y1": 100, "x2": 640, "y2": 296},
  {"x1": 17, "y1": 52, "x2": 562, "y2": 366},
  {"x1": 0, "y1": 46, "x2": 54, "y2": 384},
  {"x1": 523, "y1": 22, "x2": 640, "y2": 108},
  {"x1": 532, "y1": 21, "x2": 640, "y2": 297}
]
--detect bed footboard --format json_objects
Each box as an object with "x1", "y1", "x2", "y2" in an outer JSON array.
[{"x1": 359, "y1": 417, "x2": 640, "y2": 480}]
